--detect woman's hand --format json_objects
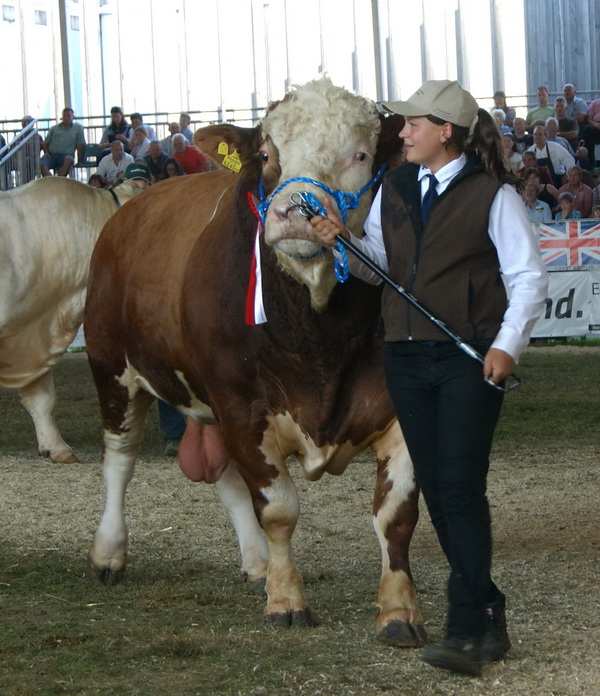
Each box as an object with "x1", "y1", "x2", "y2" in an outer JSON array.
[
  {"x1": 483, "y1": 348, "x2": 515, "y2": 384},
  {"x1": 309, "y1": 198, "x2": 348, "y2": 246}
]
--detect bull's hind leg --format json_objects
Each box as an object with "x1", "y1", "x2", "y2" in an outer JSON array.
[
  {"x1": 372, "y1": 421, "x2": 428, "y2": 647},
  {"x1": 18, "y1": 370, "x2": 77, "y2": 463},
  {"x1": 87, "y1": 375, "x2": 155, "y2": 585},
  {"x1": 215, "y1": 463, "x2": 269, "y2": 591}
]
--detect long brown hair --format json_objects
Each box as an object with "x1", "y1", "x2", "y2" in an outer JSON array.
[{"x1": 428, "y1": 108, "x2": 518, "y2": 185}]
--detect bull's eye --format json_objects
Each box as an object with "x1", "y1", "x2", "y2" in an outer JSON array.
[
  {"x1": 260, "y1": 151, "x2": 269, "y2": 162},
  {"x1": 356, "y1": 151, "x2": 368, "y2": 162}
]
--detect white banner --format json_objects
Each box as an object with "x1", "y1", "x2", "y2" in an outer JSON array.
[{"x1": 505, "y1": 269, "x2": 600, "y2": 338}]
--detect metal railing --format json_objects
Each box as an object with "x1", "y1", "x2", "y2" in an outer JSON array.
[{"x1": 0, "y1": 120, "x2": 41, "y2": 191}]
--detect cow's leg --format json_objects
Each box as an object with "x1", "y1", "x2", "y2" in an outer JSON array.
[
  {"x1": 371, "y1": 421, "x2": 428, "y2": 647},
  {"x1": 215, "y1": 463, "x2": 269, "y2": 591},
  {"x1": 17, "y1": 370, "x2": 77, "y2": 463},
  {"x1": 87, "y1": 384, "x2": 154, "y2": 585},
  {"x1": 253, "y1": 464, "x2": 313, "y2": 626}
]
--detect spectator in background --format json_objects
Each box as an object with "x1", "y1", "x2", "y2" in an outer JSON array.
[
  {"x1": 159, "y1": 121, "x2": 189, "y2": 155},
  {"x1": 129, "y1": 125, "x2": 151, "y2": 161},
  {"x1": 122, "y1": 162, "x2": 152, "y2": 190},
  {"x1": 555, "y1": 191, "x2": 581, "y2": 220},
  {"x1": 545, "y1": 117, "x2": 575, "y2": 156},
  {"x1": 171, "y1": 133, "x2": 206, "y2": 174},
  {"x1": 553, "y1": 96, "x2": 579, "y2": 151},
  {"x1": 581, "y1": 95, "x2": 600, "y2": 169},
  {"x1": 518, "y1": 151, "x2": 553, "y2": 185},
  {"x1": 159, "y1": 156, "x2": 186, "y2": 180},
  {"x1": 512, "y1": 117, "x2": 533, "y2": 153},
  {"x1": 98, "y1": 106, "x2": 132, "y2": 158},
  {"x1": 179, "y1": 112, "x2": 194, "y2": 142},
  {"x1": 523, "y1": 166, "x2": 559, "y2": 213},
  {"x1": 562, "y1": 84, "x2": 588, "y2": 129},
  {"x1": 10, "y1": 115, "x2": 44, "y2": 185},
  {"x1": 523, "y1": 181, "x2": 553, "y2": 222},
  {"x1": 129, "y1": 112, "x2": 156, "y2": 142},
  {"x1": 501, "y1": 133, "x2": 523, "y2": 174},
  {"x1": 591, "y1": 205, "x2": 600, "y2": 218},
  {"x1": 525, "y1": 87, "x2": 555, "y2": 132},
  {"x1": 144, "y1": 140, "x2": 169, "y2": 182},
  {"x1": 491, "y1": 90, "x2": 515, "y2": 128},
  {"x1": 88, "y1": 173, "x2": 104, "y2": 188},
  {"x1": 95, "y1": 140, "x2": 134, "y2": 185},
  {"x1": 527, "y1": 126, "x2": 575, "y2": 187},
  {"x1": 491, "y1": 109, "x2": 512, "y2": 135},
  {"x1": 557, "y1": 166, "x2": 592, "y2": 218},
  {"x1": 39, "y1": 107, "x2": 85, "y2": 177}
]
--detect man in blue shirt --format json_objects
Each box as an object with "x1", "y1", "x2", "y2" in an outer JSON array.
[{"x1": 40, "y1": 108, "x2": 85, "y2": 177}]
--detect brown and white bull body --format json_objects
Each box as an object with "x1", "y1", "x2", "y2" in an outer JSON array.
[
  {"x1": 85, "y1": 79, "x2": 426, "y2": 645},
  {"x1": 0, "y1": 177, "x2": 142, "y2": 462}
]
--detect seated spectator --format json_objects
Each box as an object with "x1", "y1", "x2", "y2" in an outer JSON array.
[
  {"x1": 525, "y1": 86, "x2": 555, "y2": 132},
  {"x1": 492, "y1": 90, "x2": 515, "y2": 127},
  {"x1": 562, "y1": 84, "x2": 588, "y2": 129},
  {"x1": 591, "y1": 181, "x2": 600, "y2": 210},
  {"x1": 95, "y1": 140, "x2": 134, "y2": 185},
  {"x1": 98, "y1": 106, "x2": 132, "y2": 158},
  {"x1": 501, "y1": 133, "x2": 523, "y2": 174},
  {"x1": 40, "y1": 107, "x2": 85, "y2": 177},
  {"x1": 556, "y1": 191, "x2": 581, "y2": 220},
  {"x1": 171, "y1": 133, "x2": 206, "y2": 174},
  {"x1": 88, "y1": 173, "x2": 104, "y2": 188},
  {"x1": 517, "y1": 151, "x2": 553, "y2": 185},
  {"x1": 159, "y1": 156, "x2": 186, "y2": 180},
  {"x1": 159, "y1": 122, "x2": 189, "y2": 155},
  {"x1": 557, "y1": 166, "x2": 592, "y2": 218},
  {"x1": 129, "y1": 112, "x2": 156, "y2": 142},
  {"x1": 513, "y1": 117, "x2": 533, "y2": 153},
  {"x1": 179, "y1": 112, "x2": 194, "y2": 143},
  {"x1": 581, "y1": 96, "x2": 600, "y2": 168},
  {"x1": 10, "y1": 115, "x2": 44, "y2": 186},
  {"x1": 545, "y1": 117, "x2": 575, "y2": 155},
  {"x1": 129, "y1": 126, "x2": 151, "y2": 161},
  {"x1": 591, "y1": 205, "x2": 600, "y2": 219},
  {"x1": 523, "y1": 181, "x2": 553, "y2": 222},
  {"x1": 122, "y1": 162, "x2": 152, "y2": 190},
  {"x1": 553, "y1": 96, "x2": 579, "y2": 151},
  {"x1": 143, "y1": 141, "x2": 169, "y2": 182},
  {"x1": 491, "y1": 109, "x2": 512, "y2": 135},
  {"x1": 523, "y1": 166, "x2": 559, "y2": 212},
  {"x1": 527, "y1": 126, "x2": 575, "y2": 187}
]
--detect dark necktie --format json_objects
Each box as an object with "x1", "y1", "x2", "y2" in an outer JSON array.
[{"x1": 421, "y1": 174, "x2": 439, "y2": 225}]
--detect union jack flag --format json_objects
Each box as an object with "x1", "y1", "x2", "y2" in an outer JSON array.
[{"x1": 539, "y1": 220, "x2": 600, "y2": 267}]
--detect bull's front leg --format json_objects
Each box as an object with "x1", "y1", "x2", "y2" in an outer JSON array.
[
  {"x1": 372, "y1": 421, "x2": 428, "y2": 647},
  {"x1": 257, "y1": 464, "x2": 314, "y2": 626},
  {"x1": 18, "y1": 370, "x2": 77, "y2": 463}
]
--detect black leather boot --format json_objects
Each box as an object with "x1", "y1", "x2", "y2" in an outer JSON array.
[
  {"x1": 422, "y1": 637, "x2": 483, "y2": 676},
  {"x1": 482, "y1": 598, "x2": 511, "y2": 661}
]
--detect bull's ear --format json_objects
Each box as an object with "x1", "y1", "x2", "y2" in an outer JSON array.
[{"x1": 193, "y1": 125, "x2": 259, "y2": 171}]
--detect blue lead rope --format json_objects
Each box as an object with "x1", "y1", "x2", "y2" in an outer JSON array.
[
  {"x1": 292, "y1": 190, "x2": 350, "y2": 282},
  {"x1": 256, "y1": 165, "x2": 386, "y2": 283}
]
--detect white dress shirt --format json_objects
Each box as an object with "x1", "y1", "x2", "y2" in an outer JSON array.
[{"x1": 338, "y1": 154, "x2": 549, "y2": 362}]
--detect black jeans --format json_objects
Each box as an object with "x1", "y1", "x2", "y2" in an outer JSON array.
[{"x1": 384, "y1": 340, "x2": 505, "y2": 639}]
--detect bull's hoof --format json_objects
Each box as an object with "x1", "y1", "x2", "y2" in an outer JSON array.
[
  {"x1": 39, "y1": 447, "x2": 79, "y2": 464},
  {"x1": 264, "y1": 608, "x2": 316, "y2": 627},
  {"x1": 244, "y1": 575, "x2": 267, "y2": 599},
  {"x1": 377, "y1": 620, "x2": 429, "y2": 647},
  {"x1": 86, "y1": 558, "x2": 126, "y2": 586}
]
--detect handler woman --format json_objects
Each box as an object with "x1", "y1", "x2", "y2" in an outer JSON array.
[{"x1": 310, "y1": 80, "x2": 548, "y2": 677}]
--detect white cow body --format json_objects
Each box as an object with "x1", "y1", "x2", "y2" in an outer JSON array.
[{"x1": 0, "y1": 177, "x2": 142, "y2": 462}]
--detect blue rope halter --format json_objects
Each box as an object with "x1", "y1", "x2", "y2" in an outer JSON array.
[{"x1": 257, "y1": 165, "x2": 386, "y2": 282}]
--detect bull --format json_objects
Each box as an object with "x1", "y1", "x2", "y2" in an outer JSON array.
[{"x1": 85, "y1": 79, "x2": 427, "y2": 646}]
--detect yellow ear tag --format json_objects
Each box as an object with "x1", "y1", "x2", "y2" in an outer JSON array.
[
  {"x1": 217, "y1": 141, "x2": 229, "y2": 156},
  {"x1": 222, "y1": 149, "x2": 242, "y2": 173}
]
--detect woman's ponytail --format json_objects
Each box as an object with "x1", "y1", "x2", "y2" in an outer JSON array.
[{"x1": 466, "y1": 108, "x2": 518, "y2": 185}]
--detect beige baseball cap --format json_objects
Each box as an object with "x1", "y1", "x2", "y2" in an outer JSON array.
[{"x1": 382, "y1": 80, "x2": 479, "y2": 128}]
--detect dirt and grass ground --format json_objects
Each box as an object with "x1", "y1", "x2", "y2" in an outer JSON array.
[{"x1": 0, "y1": 347, "x2": 599, "y2": 695}]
